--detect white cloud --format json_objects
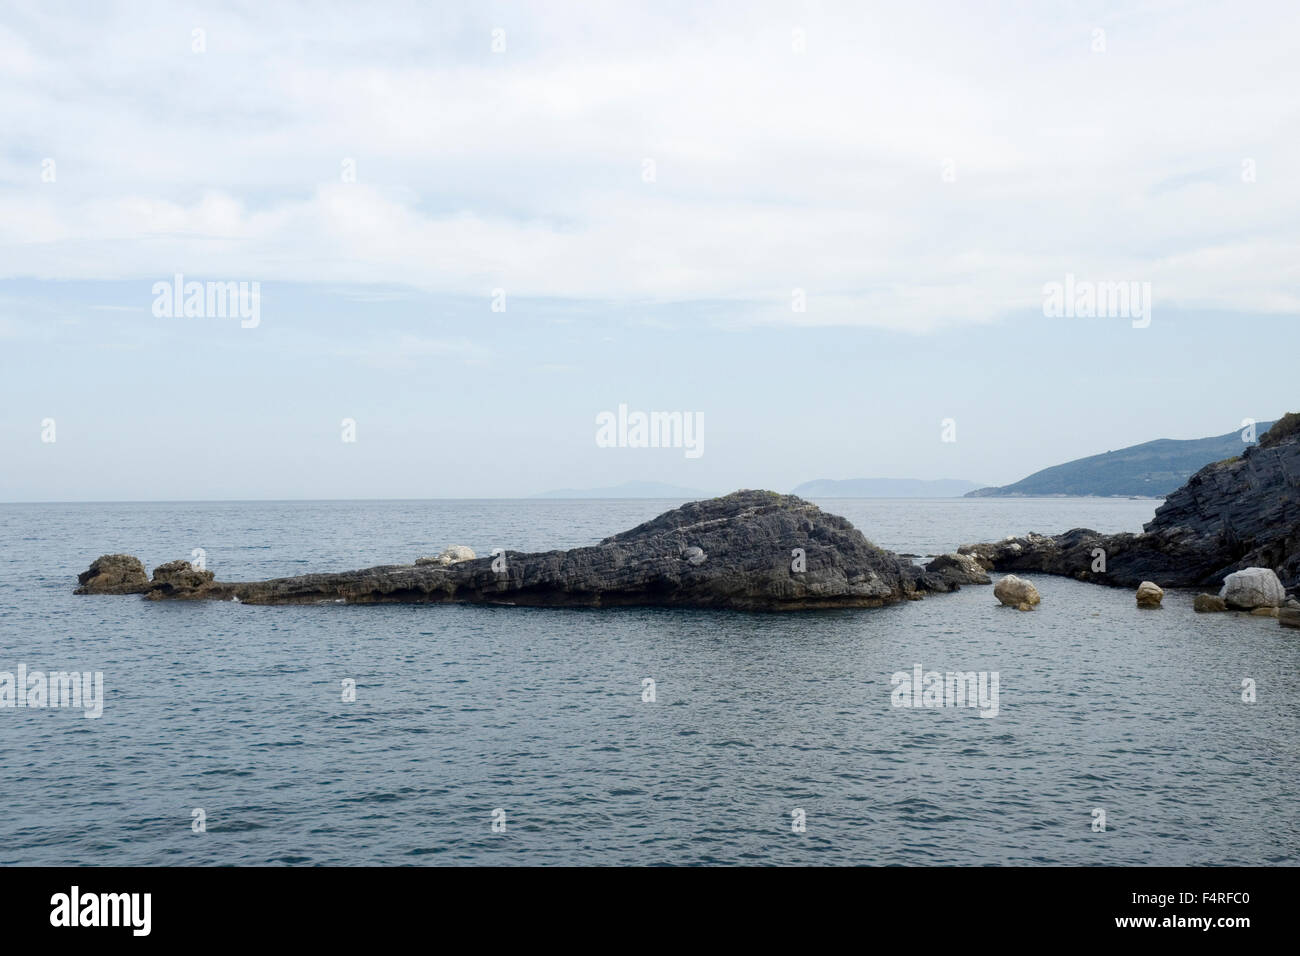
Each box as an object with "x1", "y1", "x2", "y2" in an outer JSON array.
[{"x1": 1, "y1": 0, "x2": 1297, "y2": 329}]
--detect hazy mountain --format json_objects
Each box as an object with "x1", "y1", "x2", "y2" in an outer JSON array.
[
  {"x1": 791, "y1": 478, "x2": 986, "y2": 498},
  {"x1": 532, "y1": 481, "x2": 708, "y2": 499},
  {"x1": 966, "y1": 421, "x2": 1274, "y2": 498}
]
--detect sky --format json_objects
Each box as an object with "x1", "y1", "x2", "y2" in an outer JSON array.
[{"x1": 1, "y1": 1, "x2": 1297, "y2": 500}]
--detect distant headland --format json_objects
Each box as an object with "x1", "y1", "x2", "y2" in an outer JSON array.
[{"x1": 967, "y1": 420, "x2": 1274, "y2": 498}]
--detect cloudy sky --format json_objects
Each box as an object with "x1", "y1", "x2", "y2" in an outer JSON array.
[{"x1": 1, "y1": 0, "x2": 1297, "y2": 500}]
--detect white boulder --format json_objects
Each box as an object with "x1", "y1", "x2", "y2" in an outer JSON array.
[
  {"x1": 1219, "y1": 568, "x2": 1285, "y2": 610},
  {"x1": 994, "y1": 574, "x2": 1041, "y2": 611}
]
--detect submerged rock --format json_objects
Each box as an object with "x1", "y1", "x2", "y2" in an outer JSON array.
[
  {"x1": 73, "y1": 490, "x2": 963, "y2": 612},
  {"x1": 959, "y1": 414, "x2": 1300, "y2": 592},
  {"x1": 1136, "y1": 581, "x2": 1164, "y2": 608},
  {"x1": 74, "y1": 554, "x2": 150, "y2": 595},
  {"x1": 1194, "y1": 593, "x2": 1228, "y2": 613},
  {"x1": 994, "y1": 574, "x2": 1040, "y2": 611},
  {"x1": 1219, "y1": 567, "x2": 1286, "y2": 610}
]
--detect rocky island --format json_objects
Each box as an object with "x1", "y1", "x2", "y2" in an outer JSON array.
[
  {"x1": 74, "y1": 490, "x2": 987, "y2": 611},
  {"x1": 73, "y1": 416, "x2": 1300, "y2": 622},
  {"x1": 959, "y1": 413, "x2": 1300, "y2": 599}
]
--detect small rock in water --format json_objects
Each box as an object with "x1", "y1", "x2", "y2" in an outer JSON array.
[
  {"x1": 1219, "y1": 567, "x2": 1286, "y2": 610},
  {"x1": 1250, "y1": 607, "x2": 1280, "y2": 618},
  {"x1": 994, "y1": 574, "x2": 1040, "y2": 611},
  {"x1": 1194, "y1": 593, "x2": 1228, "y2": 613},
  {"x1": 1136, "y1": 581, "x2": 1164, "y2": 608},
  {"x1": 1279, "y1": 608, "x2": 1300, "y2": 630}
]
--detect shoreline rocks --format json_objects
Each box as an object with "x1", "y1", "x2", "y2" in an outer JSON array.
[
  {"x1": 72, "y1": 490, "x2": 982, "y2": 612},
  {"x1": 959, "y1": 414, "x2": 1300, "y2": 595}
]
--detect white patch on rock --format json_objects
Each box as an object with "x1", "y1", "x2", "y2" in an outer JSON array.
[{"x1": 417, "y1": 545, "x2": 476, "y2": 567}]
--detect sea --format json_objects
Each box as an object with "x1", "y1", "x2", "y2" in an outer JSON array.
[{"x1": 0, "y1": 497, "x2": 1295, "y2": 866}]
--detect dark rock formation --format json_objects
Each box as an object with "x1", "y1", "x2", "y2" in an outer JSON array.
[
  {"x1": 923, "y1": 552, "x2": 991, "y2": 587},
  {"x1": 960, "y1": 415, "x2": 1300, "y2": 592},
  {"x1": 74, "y1": 554, "x2": 150, "y2": 594},
  {"x1": 74, "y1": 490, "x2": 976, "y2": 611},
  {"x1": 143, "y1": 560, "x2": 216, "y2": 600}
]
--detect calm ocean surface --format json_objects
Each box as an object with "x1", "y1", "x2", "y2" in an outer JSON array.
[{"x1": 1, "y1": 497, "x2": 1296, "y2": 866}]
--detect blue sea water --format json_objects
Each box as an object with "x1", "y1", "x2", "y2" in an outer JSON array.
[{"x1": 0, "y1": 497, "x2": 1296, "y2": 866}]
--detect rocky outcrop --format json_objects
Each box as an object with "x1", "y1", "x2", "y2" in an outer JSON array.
[
  {"x1": 416, "y1": 546, "x2": 476, "y2": 567},
  {"x1": 960, "y1": 415, "x2": 1300, "y2": 593},
  {"x1": 924, "y1": 552, "x2": 991, "y2": 587},
  {"x1": 73, "y1": 491, "x2": 975, "y2": 612},
  {"x1": 74, "y1": 554, "x2": 150, "y2": 594},
  {"x1": 994, "y1": 574, "x2": 1040, "y2": 611},
  {"x1": 1194, "y1": 593, "x2": 1228, "y2": 613},
  {"x1": 1136, "y1": 581, "x2": 1164, "y2": 608},
  {"x1": 1219, "y1": 567, "x2": 1285, "y2": 610},
  {"x1": 142, "y1": 560, "x2": 217, "y2": 600}
]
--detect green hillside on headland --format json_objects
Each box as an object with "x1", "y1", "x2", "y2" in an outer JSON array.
[{"x1": 967, "y1": 421, "x2": 1276, "y2": 498}]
